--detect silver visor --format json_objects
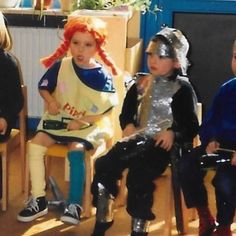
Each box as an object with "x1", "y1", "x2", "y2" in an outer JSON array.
[{"x1": 145, "y1": 40, "x2": 175, "y2": 58}]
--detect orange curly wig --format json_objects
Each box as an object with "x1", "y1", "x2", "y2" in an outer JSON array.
[{"x1": 41, "y1": 16, "x2": 118, "y2": 75}]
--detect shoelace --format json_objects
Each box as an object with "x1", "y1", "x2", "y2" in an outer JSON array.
[
  {"x1": 65, "y1": 204, "x2": 80, "y2": 218},
  {"x1": 24, "y1": 197, "x2": 39, "y2": 212}
]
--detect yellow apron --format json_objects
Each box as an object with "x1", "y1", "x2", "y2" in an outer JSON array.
[{"x1": 37, "y1": 57, "x2": 118, "y2": 149}]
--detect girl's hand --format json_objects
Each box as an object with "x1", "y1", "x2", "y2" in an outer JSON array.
[
  {"x1": 154, "y1": 130, "x2": 174, "y2": 151},
  {"x1": 0, "y1": 118, "x2": 7, "y2": 135},
  {"x1": 67, "y1": 119, "x2": 90, "y2": 131},
  {"x1": 206, "y1": 141, "x2": 220, "y2": 154},
  {"x1": 123, "y1": 124, "x2": 137, "y2": 137},
  {"x1": 48, "y1": 100, "x2": 60, "y2": 115},
  {"x1": 231, "y1": 152, "x2": 236, "y2": 166}
]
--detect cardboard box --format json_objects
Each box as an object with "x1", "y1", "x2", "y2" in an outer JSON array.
[{"x1": 125, "y1": 38, "x2": 143, "y2": 75}]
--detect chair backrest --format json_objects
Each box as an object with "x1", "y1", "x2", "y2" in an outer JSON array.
[
  {"x1": 19, "y1": 85, "x2": 27, "y2": 124},
  {"x1": 19, "y1": 85, "x2": 27, "y2": 149}
]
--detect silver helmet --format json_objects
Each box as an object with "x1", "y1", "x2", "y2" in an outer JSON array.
[{"x1": 146, "y1": 27, "x2": 189, "y2": 75}]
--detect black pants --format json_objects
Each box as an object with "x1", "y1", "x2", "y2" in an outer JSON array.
[
  {"x1": 178, "y1": 146, "x2": 208, "y2": 208},
  {"x1": 91, "y1": 135, "x2": 170, "y2": 220},
  {"x1": 212, "y1": 165, "x2": 236, "y2": 225},
  {"x1": 179, "y1": 145, "x2": 236, "y2": 225}
]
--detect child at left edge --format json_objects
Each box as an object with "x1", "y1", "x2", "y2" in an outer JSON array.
[{"x1": 17, "y1": 16, "x2": 119, "y2": 225}]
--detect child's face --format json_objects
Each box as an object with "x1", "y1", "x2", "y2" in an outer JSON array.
[
  {"x1": 147, "y1": 53, "x2": 180, "y2": 77},
  {"x1": 231, "y1": 46, "x2": 236, "y2": 76},
  {"x1": 69, "y1": 31, "x2": 97, "y2": 68}
]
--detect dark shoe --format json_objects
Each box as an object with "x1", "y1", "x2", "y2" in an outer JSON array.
[
  {"x1": 211, "y1": 225, "x2": 232, "y2": 236},
  {"x1": 197, "y1": 207, "x2": 215, "y2": 236},
  {"x1": 17, "y1": 196, "x2": 48, "y2": 222},
  {"x1": 91, "y1": 221, "x2": 114, "y2": 236},
  {"x1": 60, "y1": 203, "x2": 82, "y2": 225}
]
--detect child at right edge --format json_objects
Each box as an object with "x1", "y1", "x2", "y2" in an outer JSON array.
[{"x1": 179, "y1": 39, "x2": 236, "y2": 236}]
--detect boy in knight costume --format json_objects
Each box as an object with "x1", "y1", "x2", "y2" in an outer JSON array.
[
  {"x1": 90, "y1": 27, "x2": 199, "y2": 236},
  {"x1": 17, "y1": 16, "x2": 118, "y2": 224},
  {"x1": 179, "y1": 39, "x2": 236, "y2": 236}
]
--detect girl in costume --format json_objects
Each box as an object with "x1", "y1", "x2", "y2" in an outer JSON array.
[
  {"x1": 17, "y1": 16, "x2": 118, "y2": 225},
  {"x1": 0, "y1": 11, "x2": 24, "y2": 200},
  {"x1": 179, "y1": 39, "x2": 236, "y2": 236},
  {"x1": 90, "y1": 27, "x2": 199, "y2": 236}
]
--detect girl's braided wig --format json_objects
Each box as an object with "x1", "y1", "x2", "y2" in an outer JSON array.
[{"x1": 41, "y1": 16, "x2": 118, "y2": 75}]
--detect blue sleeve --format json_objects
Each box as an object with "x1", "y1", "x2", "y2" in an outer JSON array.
[
  {"x1": 38, "y1": 61, "x2": 61, "y2": 93},
  {"x1": 199, "y1": 86, "x2": 224, "y2": 145}
]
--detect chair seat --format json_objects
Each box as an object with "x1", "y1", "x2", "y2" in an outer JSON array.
[{"x1": 46, "y1": 143, "x2": 68, "y2": 157}]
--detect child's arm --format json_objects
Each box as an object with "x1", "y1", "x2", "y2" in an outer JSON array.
[
  {"x1": 205, "y1": 140, "x2": 220, "y2": 154},
  {"x1": 231, "y1": 152, "x2": 236, "y2": 166},
  {"x1": 67, "y1": 109, "x2": 113, "y2": 131},
  {"x1": 119, "y1": 83, "x2": 139, "y2": 131},
  {"x1": 39, "y1": 89, "x2": 60, "y2": 115},
  {"x1": 38, "y1": 61, "x2": 61, "y2": 115},
  {"x1": 0, "y1": 118, "x2": 7, "y2": 135},
  {"x1": 122, "y1": 123, "x2": 137, "y2": 137}
]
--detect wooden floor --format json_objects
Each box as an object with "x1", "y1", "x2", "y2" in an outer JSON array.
[{"x1": 1, "y1": 146, "x2": 236, "y2": 236}]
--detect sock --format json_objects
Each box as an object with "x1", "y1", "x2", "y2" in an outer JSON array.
[
  {"x1": 68, "y1": 150, "x2": 85, "y2": 205},
  {"x1": 28, "y1": 142, "x2": 47, "y2": 198}
]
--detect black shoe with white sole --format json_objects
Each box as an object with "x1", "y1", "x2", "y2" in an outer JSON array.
[
  {"x1": 60, "y1": 203, "x2": 82, "y2": 225},
  {"x1": 17, "y1": 196, "x2": 48, "y2": 222}
]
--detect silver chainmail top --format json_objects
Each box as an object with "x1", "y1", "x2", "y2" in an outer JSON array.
[{"x1": 139, "y1": 76, "x2": 181, "y2": 137}]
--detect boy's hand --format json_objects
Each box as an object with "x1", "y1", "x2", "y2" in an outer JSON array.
[
  {"x1": 48, "y1": 100, "x2": 60, "y2": 115},
  {"x1": 123, "y1": 124, "x2": 137, "y2": 137},
  {"x1": 231, "y1": 152, "x2": 236, "y2": 166},
  {"x1": 0, "y1": 118, "x2": 7, "y2": 135},
  {"x1": 154, "y1": 130, "x2": 174, "y2": 151},
  {"x1": 206, "y1": 140, "x2": 220, "y2": 154}
]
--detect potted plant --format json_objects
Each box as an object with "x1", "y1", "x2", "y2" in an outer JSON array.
[
  {"x1": 71, "y1": 0, "x2": 159, "y2": 14},
  {"x1": 59, "y1": 0, "x2": 74, "y2": 12},
  {"x1": 33, "y1": 0, "x2": 53, "y2": 19}
]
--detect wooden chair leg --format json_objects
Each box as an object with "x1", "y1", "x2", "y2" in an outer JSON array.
[
  {"x1": 20, "y1": 141, "x2": 26, "y2": 193},
  {"x1": 24, "y1": 150, "x2": 29, "y2": 200},
  {"x1": 181, "y1": 191, "x2": 197, "y2": 234},
  {"x1": 1, "y1": 151, "x2": 7, "y2": 211},
  {"x1": 163, "y1": 168, "x2": 196, "y2": 235},
  {"x1": 163, "y1": 170, "x2": 173, "y2": 236},
  {"x1": 82, "y1": 150, "x2": 95, "y2": 218}
]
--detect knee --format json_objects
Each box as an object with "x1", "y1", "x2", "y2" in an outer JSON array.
[{"x1": 31, "y1": 132, "x2": 55, "y2": 147}]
